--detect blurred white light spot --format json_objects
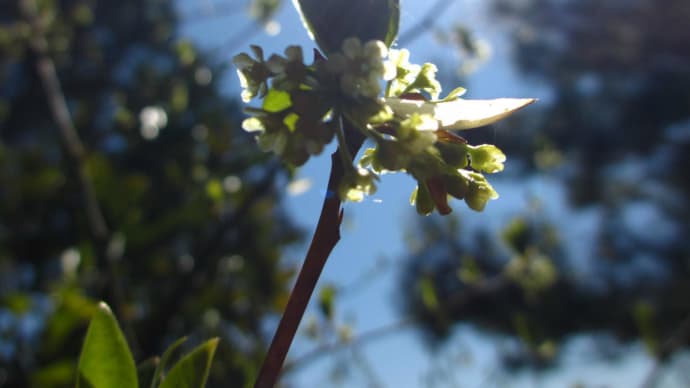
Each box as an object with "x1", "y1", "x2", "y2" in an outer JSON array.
[
  {"x1": 139, "y1": 106, "x2": 167, "y2": 140},
  {"x1": 264, "y1": 20, "x2": 281, "y2": 36},
  {"x1": 286, "y1": 178, "x2": 312, "y2": 196},
  {"x1": 61, "y1": 248, "x2": 81, "y2": 276},
  {"x1": 223, "y1": 175, "x2": 242, "y2": 193},
  {"x1": 194, "y1": 67, "x2": 213, "y2": 86},
  {"x1": 107, "y1": 232, "x2": 126, "y2": 261},
  {"x1": 372, "y1": 198, "x2": 383, "y2": 204}
]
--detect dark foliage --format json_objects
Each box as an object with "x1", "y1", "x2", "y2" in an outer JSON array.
[{"x1": 0, "y1": 0, "x2": 300, "y2": 386}]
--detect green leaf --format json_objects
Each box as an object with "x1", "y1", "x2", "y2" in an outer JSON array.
[
  {"x1": 159, "y1": 338, "x2": 219, "y2": 388},
  {"x1": 292, "y1": 0, "x2": 400, "y2": 54},
  {"x1": 419, "y1": 276, "x2": 439, "y2": 310},
  {"x1": 150, "y1": 337, "x2": 188, "y2": 388},
  {"x1": 262, "y1": 89, "x2": 292, "y2": 113},
  {"x1": 386, "y1": 97, "x2": 536, "y2": 131},
  {"x1": 137, "y1": 357, "x2": 160, "y2": 388},
  {"x1": 77, "y1": 302, "x2": 138, "y2": 388},
  {"x1": 318, "y1": 284, "x2": 337, "y2": 321}
]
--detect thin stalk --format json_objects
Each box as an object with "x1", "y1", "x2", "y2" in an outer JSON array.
[{"x1": 254, "y1": 119, "x2": 364, "y2": 388}]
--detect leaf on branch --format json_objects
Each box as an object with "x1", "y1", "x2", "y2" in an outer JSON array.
[
  {"x1": 150, "y1": 336, "x2": 188, "y2": 388},
  {"x1": 386, "y1": 97, "x2": 536, "y2": 131},
  {"x1": 76, "y1": 302, "x2": 138, "y2": 388},
  {"x1": 292, "y1": 0, "x2": 400, "y2": 54},
  {"x1": 158, "y1": 338, "x2": 219, "y2": 388}
]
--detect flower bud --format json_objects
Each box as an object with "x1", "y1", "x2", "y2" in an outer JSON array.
[
  {"x1": 443, "y1": 174, "x2": 469, "y2": 199},
  {"x1": 437, "y1": 142, "x2": 468, "y2": 169},
  {"x1": 468, "y1": 144, "x2": 506, "y2": 173},
  {"x1": 413, "y1": 182, "x2": 435, "y2": 216}
]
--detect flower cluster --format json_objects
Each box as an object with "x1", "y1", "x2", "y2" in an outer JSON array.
[
  {"x1": 234, "y1": 39, "x2": 534, "y2": 214},
  {"x1": 234, "y1": 45, "x2": 333, "y2": 166}
]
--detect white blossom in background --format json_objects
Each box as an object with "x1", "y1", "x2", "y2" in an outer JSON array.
[{"x1": 139, "y1": 106, "x2": 168, "y2": 140}]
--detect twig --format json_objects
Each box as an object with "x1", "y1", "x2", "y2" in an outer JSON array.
[
  {"x1": 253, "y1": 121, "x2": 365, "y2": 388},
  {"x1": 639, "y1": 314, "x2": 690, "y2": 388},
  {"x1": 19, "y1": 0, "x2": 138, "y2": 355},
  {"x1": 282, "y1": 317, "x2": 415, "y2": 375}
]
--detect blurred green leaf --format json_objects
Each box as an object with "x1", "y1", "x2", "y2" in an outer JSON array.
[
  {"x1": 76, "y1": 302, "x2": 138, "y2": 388},
  {"x1": 419, "y1": 276, "x2": 439, "y2": 310},
  {"x1": 159, "y1": 338, "x2": 219, "y2": 388},
  {"x1": 150, "y1": 336, "x2": 188, "y2": 388},
  {"x1": 318, "y1": 284, "x2": 337, "y2": 321},
  {"x1": 30, "y1": 360, "x2": 76, "y2": 387},
  {"x1": 137, "y1": 357, "x2": 160, "y2": 388},
  {"x1": 262, "y1": 89, "x2": 292, "y2": 113}
]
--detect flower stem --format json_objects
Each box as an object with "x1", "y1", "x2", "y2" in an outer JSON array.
[{"x1": 254, "y1": 121, "x2": 364, "y2": 388}]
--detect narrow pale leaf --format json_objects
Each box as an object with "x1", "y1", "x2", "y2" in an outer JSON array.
[
  {"x1": 292, "y1": 0, "x2": 400, "y2": 54},
  {"x1": 150, "y1": 337, "x2": 187, "y2": 388},
  {"x1": 386, "y1": 97, "x2": 536, "y2": 131},
  {"x1": 159, "y1": 338, "x2": 219, "y2": 388},
  {"x1": 77, "y1": 302, "x2": 138, "y2": 388},
  {"x1": 137, "y1": 357, "x2": 159, "y2": 388}
]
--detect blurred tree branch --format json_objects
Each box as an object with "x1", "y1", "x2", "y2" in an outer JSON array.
[
  {"x1": 640, "y1": 314, "x2": 690, "y2": 388},
  {"x1": 282, "y1": 317, "x2": 415, "y2": 375},
  {"x1": 18, "y1": 0, "x2": 138, "y2": 355}
]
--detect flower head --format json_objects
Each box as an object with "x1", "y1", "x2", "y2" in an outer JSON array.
[{"x1": 326, "y1": 38, "x2": 395, "y2": 99}]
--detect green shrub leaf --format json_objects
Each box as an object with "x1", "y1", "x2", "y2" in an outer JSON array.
[
  {"x1": 159, "y1": 338, "x2": 219, "y2": 388},
  {"x1": 137, "y1": 357, "x2": 160, "y2": 388},
  {"x1": 76, "y1": 302, "x2": 138, "y2": 388},
  {"x1": 150, "y1": 337, "x2": 188, "y2": 388}
]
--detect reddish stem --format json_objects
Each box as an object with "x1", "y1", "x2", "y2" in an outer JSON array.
[{"x1": 254, "y1": 128, "x2": 364, "y2": 388}]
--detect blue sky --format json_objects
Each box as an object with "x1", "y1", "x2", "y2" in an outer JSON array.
[{"x1": 174, "y1": 1, "x2": 676, "y2": 386}]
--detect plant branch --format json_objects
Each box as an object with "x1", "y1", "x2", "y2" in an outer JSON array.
[
  {"x1": 281, "y1": 317, "x2": 415, "y2": 375},
  {"x1": 19, "y1": 0, "x2": 138, "y2": 356},
  {"x1": 639, "y1": 313, "x2": 690, "y2": 388},
  {"x1": 254, "y1": 119, "x2": 365, "y2": 388}
]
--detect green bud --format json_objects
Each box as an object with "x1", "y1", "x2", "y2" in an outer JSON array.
[
  {"x1": 412, "y1": 182, "x2": 434, "y2": 216},
  {"x1": 375, "y1": 140, "x2": 408, "y2": 171},
  {"x1": 404, "y1": 63, "x2": 442, "y2": 99},
  {"x1": 468, "y1": 144, "x2": 506, "y2": 173},
  {"x1": 233, "y1": 46, "x2": 272, "y2": 102},
  {"x1": 464, "y1": 173, "x2": 499, "y2": 211},
  {"x1": 339, "y1": 168, "x2": 378, "y2": 202},
  {"x1": 443, "y1": 173, "x2": 469, "y2": 199},
  {"x1": 437, "y1": 142, "x2": 468, "y2": 169}
]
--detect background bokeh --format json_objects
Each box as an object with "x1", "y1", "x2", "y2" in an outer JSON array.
[{"x1": 1, "y1": 0, "x2": 689, "y2": 387}]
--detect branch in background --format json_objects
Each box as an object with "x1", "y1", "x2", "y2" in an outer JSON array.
[
  {"x1": 281, "y1": 317, "x2": 415, "y2": 375},
  {"x1": 19, "y1": 0, "x2": 138, "y2": 356},
  {"x1": 639, "y1": 314, "x2": 690, "y2": 388},
  {"x1": 136, "y1": 163, "x2": 281, "y2": 355},
  {"x1": 397, "y1": 0, "x2": 457, "y2": 46}
]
